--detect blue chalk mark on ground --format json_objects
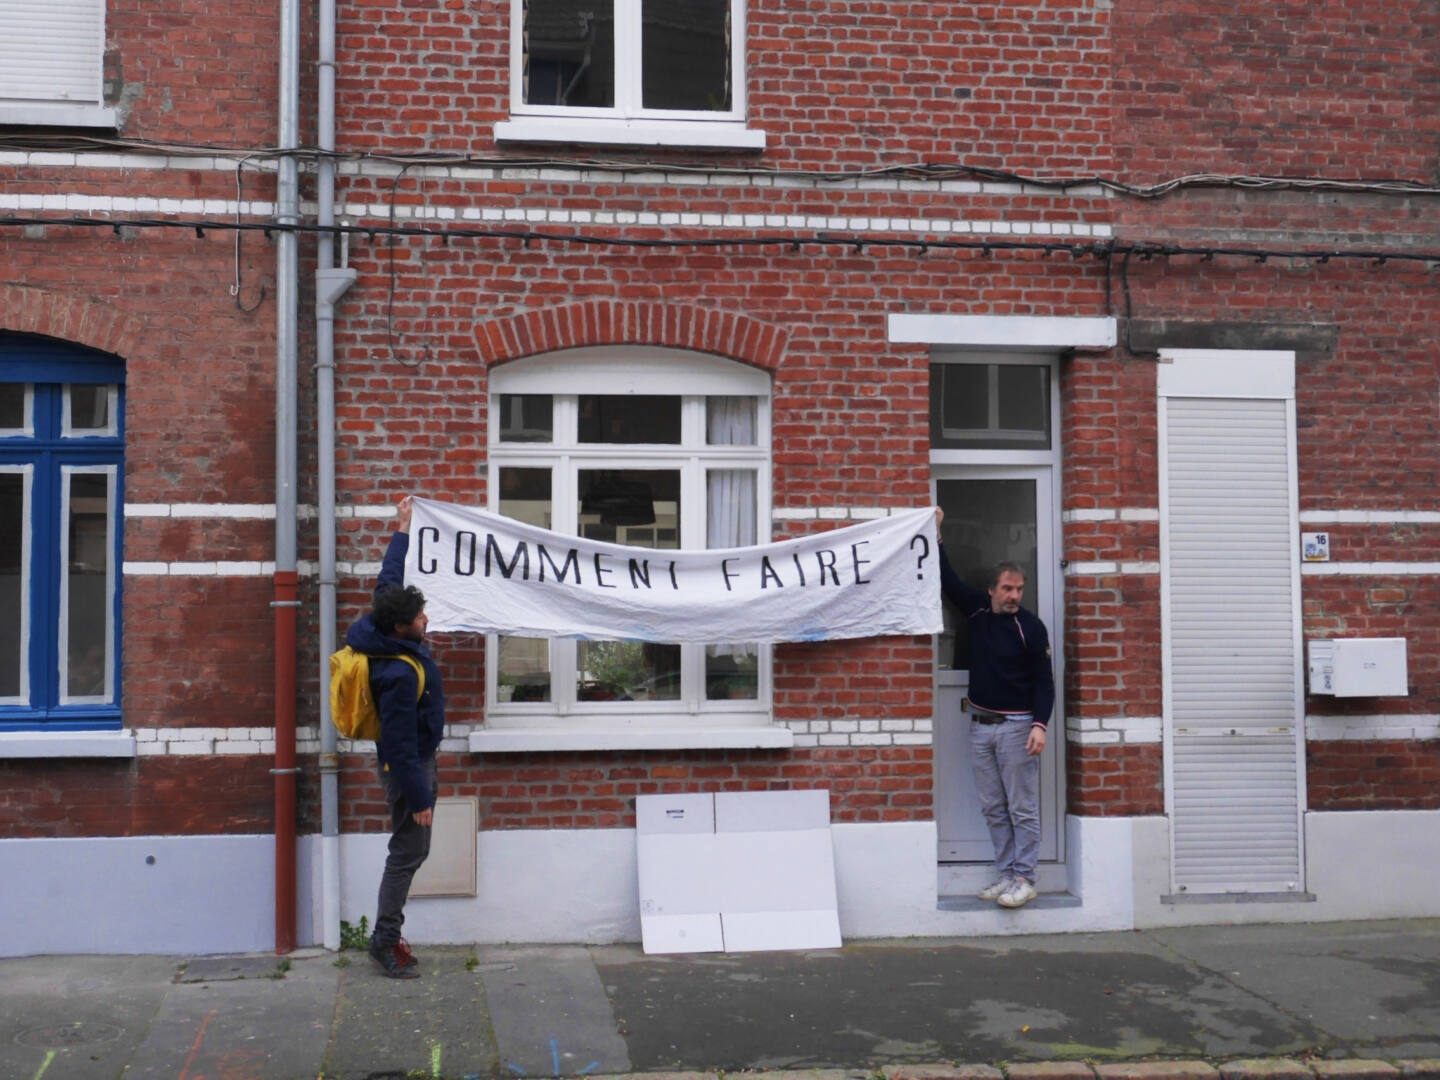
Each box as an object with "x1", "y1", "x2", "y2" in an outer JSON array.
[
  {"x1": 506, "y1": 1064, "x2": 527, "y2": 1075},
  {"x1": 579, "y1": 1062, "x2": 600, "y2": 1074},
  {"x1": 550, "y1": 1037, "x2": 561, "y2": 1074}
]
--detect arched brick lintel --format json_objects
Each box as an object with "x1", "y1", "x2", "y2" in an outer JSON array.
[
  {"x1": 0, "y1": 284, "x2": 149, "y2": 361},
  {"x1": 474, "y1": 302, "x2": 789, "y2": 372}
]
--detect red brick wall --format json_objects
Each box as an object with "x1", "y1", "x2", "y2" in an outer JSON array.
[
  {"x1": 1067, "y1": 744, "x2": 1163, "y2": 816},
  {"x1": 1308, "y1": 741, "x2": 1440, "y2": 811},
  {"x1": 340, "y1": 746, "x2": 933, "y2": 832}
]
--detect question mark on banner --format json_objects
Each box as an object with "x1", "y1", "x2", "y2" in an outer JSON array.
[{"x1": 910, "y1": 534, "x2": 930, "y2": 579}]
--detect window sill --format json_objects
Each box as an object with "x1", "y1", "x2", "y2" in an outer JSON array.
[
  {"x1": 469, "y1": 725, "x2": 794, "y2": 753},
  {"x1": 494, "y1": 117, "x2": 767, "y2": 150},
  {"x1": 0, "y1": 730, "x2": 137, "y2": 758},
  {"x1": 0, "y1": 104, "x2": 118, "y2": 129}
]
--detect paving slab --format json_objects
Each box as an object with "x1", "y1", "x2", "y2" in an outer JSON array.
[
  {"x1": 323, "y1": 945, "x2": 498, "y2": 1080},
  {"x1": 478, "y1": 944, "x2": 632, "y2": 1078},
  {"x1": 0, "y1": 954, "x2": 174, "y2": 1080},
  {"x1": 1146, "y1": 921, "x2": 1440, "y2": 1058},
  {"x1": 119, "y1": 952, "x2": 338, "y2": 1080}
]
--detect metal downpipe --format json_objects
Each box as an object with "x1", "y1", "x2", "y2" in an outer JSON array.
[
  {"x1": 273, "y1": 0, "x2": 301, "y2": 955},
  {"x1": 316, "y1": 0, "x2": 356, "y2": 952}
]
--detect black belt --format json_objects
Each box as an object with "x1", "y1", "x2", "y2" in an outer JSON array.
[{"x1": 971, "y1": 710, "x2": 1010, "y2": 725}]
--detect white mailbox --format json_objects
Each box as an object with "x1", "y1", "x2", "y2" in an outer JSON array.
[{"x1": 1307, "y1": 638, "x2": 1408, "y2": 697}]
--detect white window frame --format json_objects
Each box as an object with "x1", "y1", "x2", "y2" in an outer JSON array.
[
  {"x1": 496, "y1": 0, "x2": 766, "y2": 149},
  {"x1": 475, "y1": 347, "x2": 790, "y2": 751},
  {"x1": 0, "y1": 0, "x2": 117, "y2": 128},
  {"x1": 62, "y1": 384, "x2": 118, "y2": 437},
  {"x1": 1, "y1": 384, "x2": 35, "y2": 437},
  {"x1": 57, "y1": 463, "x2": 117, "y2": 707},
  {"x1": 0, "y1": 465, "x2": 34, "y2": 707}
]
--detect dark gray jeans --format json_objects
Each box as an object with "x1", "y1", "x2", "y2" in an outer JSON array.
[{"x1": 373, "y1": 756, "x2": 436, "y2": 947}]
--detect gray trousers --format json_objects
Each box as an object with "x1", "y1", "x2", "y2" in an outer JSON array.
[
  {"x1": 373, "y1": 756, "x2": 436, "y2": 946},
  {"x1": 969, "y1": 717, "x2": 1040, "y2": 882}
]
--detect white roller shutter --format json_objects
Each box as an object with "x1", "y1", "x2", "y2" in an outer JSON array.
[
  {"x1": 1158, "y1": 352, "x2": 1306, "y2": 896},
  {"x1": 0, "y1": 0, "x2": 105, "y2": 106}
]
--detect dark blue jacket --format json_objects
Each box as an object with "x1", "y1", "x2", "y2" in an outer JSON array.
[
  {"x1": 938, "y1": 545, "x2": 1055, "y2": 729},
  {"x1": 344, "y1": 531, "x2": 445, "y2": 812}
]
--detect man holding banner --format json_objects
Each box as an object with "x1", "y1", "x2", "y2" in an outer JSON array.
[
  {"x1": 345, "y1": 495, "x2": 447, "y2": 978},
  {"x1": 936, "y1": 508, "x2": 1054, "y2": 910}
]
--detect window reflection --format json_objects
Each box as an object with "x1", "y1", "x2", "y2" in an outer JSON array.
[
  {"x1": 523, "y1": 0, "x2": 616, "y2": 107},
  {"x1": 0, "y1": 473, "x2": 24, "y2": 697},
  {"x1": 65, "y1": 471, "x2": 112, "y2": 700}
]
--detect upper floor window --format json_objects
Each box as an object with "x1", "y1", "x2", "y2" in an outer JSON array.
[
  {"x1": 486, "y1": 348, "x2": 772, "y2": 730},
  {"x1": 498, "y1": 0, "x2": 765, "y2": 149},
  {"x1": 930, "y1": 353, "x2": 1053, "y2": 452},
  {"x1": 0, "y1": 333, "x2": 125, "y2": 730},
  {"x1": 0, "y1": 0, "x2": 117, "y2": 128}
]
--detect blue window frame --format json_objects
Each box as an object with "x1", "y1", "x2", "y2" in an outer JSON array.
[{"x1": 0, "y1": 333, "x2": 125, "y2": 731}]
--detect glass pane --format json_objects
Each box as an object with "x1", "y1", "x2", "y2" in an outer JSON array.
[
  {"x1": 577, "y1": 468, "x2": 679, "y2": 545},
  {"x1": 936, "y1": 478, "x2": 1038, "y2": 671},
  {"x1": 706, "y1": 469, "x2": 755, "y2": 548},
  {"x1": 497, "y1": 467, "x2": 553, "y2": 702},
  {"x1": 576, "y1": 468, "x2": 681, "y2": 701},
  {"x1": 705, "y1": 468, "x2": 759, "y2": 699},
  {"x1": 997, "y1": 366, "x2": 1050, "y2": 442},
  {"x1": 706, "y1": 396, "x2": 757, "y2": 445},
  {"x1": 578, "y1": 395, "x2": 681, "y2": 444},
  {"x1": 499, "y1": 466, "x2": 553, "y2": 528},
  {"x1": 498, "y1": 636, "x2": 551, "y2": 702},
  {"x1": 0, "y1": 473, "x2": 24, "y2": 698},
  {"x1": 65, "y1": 471, "x2": 112, "y2": 699},
  {"x1": 499, "y1": 394, "x2": 553, "y2": 442},
  {"x1": 706, "y1": 644, "x2": 757, "y2": 700},
  {"x1": 578, "y1": 640, "x2": 681, "y2": 701},
  {"x1": 930, "y1": 363, "x2": 1050, "y2": 450},
  {"x1": 641, "y1": 0, "x2": 731, "y2": 112},
  {"x1": 523, "y1": 0, "x2": 615, "y2": 107},
  {"x1": 0, "y1": 384, "x2": 26, "y2": 430},
  {"x1": 930, "y1": 363, "x2": 987, "y2": 442},
  {"x1": 69, "y1": 385, "x2": 111, "y2": 431}
]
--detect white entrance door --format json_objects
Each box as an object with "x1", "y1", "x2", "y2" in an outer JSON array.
[{"x1": 933, "y1": 467, "x2": 1063, "y2": 864}]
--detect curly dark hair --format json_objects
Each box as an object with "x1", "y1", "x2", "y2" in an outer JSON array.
[{"x1": 373, "y1": 584, "x2": 426, "y2": 635}]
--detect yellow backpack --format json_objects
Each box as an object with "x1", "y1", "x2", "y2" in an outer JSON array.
[{"x1": 328, "y1": 646, "x2": 425, "y2": 741}]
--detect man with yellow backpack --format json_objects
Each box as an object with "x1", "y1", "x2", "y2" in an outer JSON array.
[{"x1": 341, "y1": 494, "x2": 446, "y2": 979}]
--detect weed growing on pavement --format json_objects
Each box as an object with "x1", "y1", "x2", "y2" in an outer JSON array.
[
  {"x1": 269, "y1": 958, "x2": 292, "y2": 979},
  {"x1": 466, "y1": 952, "x2": 479, "y2": 971},
  {"x1": 339, "y1": 915, "x2": 370, "y2": 950},
  {"x1": 333, "y1": 954, "x2": 350, "y2": 968}
]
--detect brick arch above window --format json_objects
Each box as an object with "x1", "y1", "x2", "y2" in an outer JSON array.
[
  {"x1": 474, "y1": 302, "x2": 789, "y2": 372},
  {"x1": 0, "y1": 285, "x2": 148, "y2": 362}
]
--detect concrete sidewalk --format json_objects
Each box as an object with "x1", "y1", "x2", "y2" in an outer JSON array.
[{"x1": 1, "y1": 919, "x2": 1438, "y2": 1080}]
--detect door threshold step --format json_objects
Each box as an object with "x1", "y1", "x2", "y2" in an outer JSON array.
[{"x1": 937, "y1": 892, "x2": 1083, "y2": 912}]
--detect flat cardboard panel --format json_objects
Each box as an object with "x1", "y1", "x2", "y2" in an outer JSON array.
[
  {"x1": 635, "y1": 792, "x2": 715, "y2": 835},
  {"x1": 640, "y1": 913, "x2": 725, "y2": 954},
  {"x1": 706, "y1": 829, "x2": 837, "y2": 912},
  {"x1": 635, "y1": 790, "x2": 840, "y2": 954},
  {"x1": 637, "y1": 833, "x2": 723, "y2": 916},
  {"x1": 714, "y1": 788, "x2": 830, "y2": 833},
  {"x1": 411, "y1": 796, "x2": 478, "y2": 898},
  {"x1": 721, "y1": 909, "x2": 842, "y2": 952}
]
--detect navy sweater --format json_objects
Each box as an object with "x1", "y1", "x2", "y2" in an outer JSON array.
[
  {"x1": 344, "y1": 531, "x2": 446, "y2": 812},
  {"x1": 938, "y1": 545, "x2": 1055, "y2": 729}
]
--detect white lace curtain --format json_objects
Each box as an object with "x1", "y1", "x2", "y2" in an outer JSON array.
[{"x1": 706, "y1": 396, "x2": 757, "y2": 658}]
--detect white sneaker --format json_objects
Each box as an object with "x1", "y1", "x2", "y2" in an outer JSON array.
[
  {"x1": 997, "y1": 877, "x2": 1037, "y2": 908},
  {"x1": 977, "y1": 876, "x2": 1012, "y2": 901}
]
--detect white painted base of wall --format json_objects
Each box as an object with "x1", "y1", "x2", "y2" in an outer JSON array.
[{"x1": 5, "y1": 810, "x2": 1439, "y2": 956}]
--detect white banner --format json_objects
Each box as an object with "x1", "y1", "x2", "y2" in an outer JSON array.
[{"x1": 405, "y1": 498, "x2": 943, "y2": 644}]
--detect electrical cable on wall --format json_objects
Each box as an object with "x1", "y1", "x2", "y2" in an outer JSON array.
[{"x1": 3, "y1": 132, "x2": 1440, "y2": 201}]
